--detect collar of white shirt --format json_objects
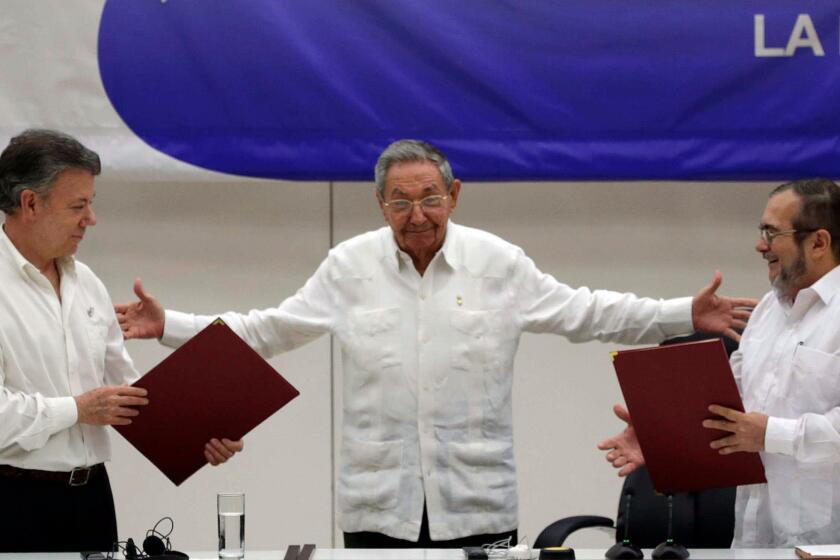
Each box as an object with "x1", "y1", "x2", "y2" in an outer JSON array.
[
  {"x1": 382, "y1": 219, "x2": 460, "y2": 273},
  {"x1": 779, "y1": 263, "x2": 840, "y2": 321},
  {"x1": 809, "y1": 263, "x2": 840, "y2": 305}
]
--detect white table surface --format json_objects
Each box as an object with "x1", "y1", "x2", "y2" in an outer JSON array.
[{"x1": 0, "y1": 548, "x2": 802, "y2": 560}]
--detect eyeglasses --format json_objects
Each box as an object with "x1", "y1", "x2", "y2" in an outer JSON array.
[
  {"x1": 382, "y1": 194, "x2": 449, "y2": 214},
  {"x1": 759, "y1": 227, "x2": 816, "y2": 245}
]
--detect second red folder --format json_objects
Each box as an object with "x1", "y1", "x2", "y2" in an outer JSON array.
[{"x1": 612, "y1": 338, "x2": 766, "y2": 493}]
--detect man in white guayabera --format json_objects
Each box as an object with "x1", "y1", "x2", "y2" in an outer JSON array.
[{"x1": 116, "y1": 139, "x2": 755, "y2": 548}]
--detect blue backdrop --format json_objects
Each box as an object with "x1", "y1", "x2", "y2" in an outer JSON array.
[{"x1": 98, "y1": 1, "x2": 840, "y2": 181}]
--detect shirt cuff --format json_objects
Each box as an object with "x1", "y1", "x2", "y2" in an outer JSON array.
[
  {"x1": 764, "y1": 416, "x2": 797, "y2": 455},
  {"x1": 46, "y1": 396, "x2": 79, "y2": 433},
  {"x1": 658, "y1": 296, "x2": 694, "y2": 337},
  {"x1": 160, "y1": 309, "x2": 197, "y2": 348}
]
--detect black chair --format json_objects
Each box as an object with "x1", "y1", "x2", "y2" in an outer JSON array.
[
  {"x1": 534, "y1": 466, "x2": 736, "y2": 549},
  {"x1": 535, "y1": 332, "x2": 741, "y2": 550}
]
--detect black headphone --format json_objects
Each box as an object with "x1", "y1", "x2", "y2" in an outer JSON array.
[{"x1": 108, "y1": 517, "x2": 189, "y2": 560}]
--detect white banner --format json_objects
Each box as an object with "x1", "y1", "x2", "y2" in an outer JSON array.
[{"x1": 0, "y1": 1, "x2": 243, "y2": 182}]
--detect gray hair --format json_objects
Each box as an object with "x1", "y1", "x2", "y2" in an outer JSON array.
[
  {"x1": 374, "y1": 139, "x2": 454, "y2": 196},
  {"x1": 0, "y1": 129, "x2": 101, "y2": 215},
  {"x1": 771, "y1": 178, "x2": 840, "y2": 261}
]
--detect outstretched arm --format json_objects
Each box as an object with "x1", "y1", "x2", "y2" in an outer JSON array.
[{"x1": 597, "y1": 404, "x2": 645, "y2": 476}]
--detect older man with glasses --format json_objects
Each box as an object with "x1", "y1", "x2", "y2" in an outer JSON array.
[
  {"x1": 601, "y1": 178, "x2": 840, "y2": 548},
  {"x1": 116, "y1": 139, "x2": 754, "y2": 548}
]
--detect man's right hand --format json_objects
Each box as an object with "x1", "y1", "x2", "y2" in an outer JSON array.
[
  {"x1": 597, "y1": 404, "x2": 646, "y2": 476},
  {"x1": 114, "y1": 278, "x2": 165, "y2": 339},
  {"x1": 74, "y1": 385, "x2": 149, "y2": 426}
]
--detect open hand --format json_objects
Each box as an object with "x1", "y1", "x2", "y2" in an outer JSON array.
[
  {"x1": 691, "y1": 271, "x2": 757, "y2": 342},
  {"x1": 597, "y1": 404, "x2": 645, "y2": 476},
  {"x1": 114, "y1": 278, "x2": 165, "y2": 340}
]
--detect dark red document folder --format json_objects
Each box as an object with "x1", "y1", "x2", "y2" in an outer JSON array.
[
  {"x1": 612, "y1": 338, "x2": 766, "y2": 493},
  {"x1": 114, "y1": 319, "x2": 300, "y2": 485}
]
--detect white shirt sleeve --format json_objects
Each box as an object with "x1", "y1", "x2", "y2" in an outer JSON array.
[
  {"x1": 765, "y1": 412, "x2": 840, "y2": 462},
  {"x1": 0, "y1": 300, "x2": 78, "y2": 451},
  {"x1": 512, "y1": 250, "x2": 693, "y2": 343},
  {"x1": 161, "y1": 256, "x2": 337, "y2": 357},
  {"x1": 0, "y1": 381, "x2": 78, "y2": 453}
]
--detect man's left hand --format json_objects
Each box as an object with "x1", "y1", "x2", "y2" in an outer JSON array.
[
  {"x1": 597, "y1": 404, "x2": 646, "y2": 476},
  {"x1": 703, "y1": 405, "x2": 768, "y2": 454},
  {"x1": 691, "y1": 271, "x2": 758, "y2": 342},
  {"x1": 205, "y1": 438, "x2": 245, "y2": 466}
]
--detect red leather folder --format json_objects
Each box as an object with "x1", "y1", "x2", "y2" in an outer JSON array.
[
  {"x1": 612, "y1": 338, "x2": 766, "y2": 493},
  {"x1": 114, "y1": 319, "x2": 300, "y2": 485}
]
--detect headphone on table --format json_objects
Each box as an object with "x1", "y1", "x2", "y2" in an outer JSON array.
[{"x1": 106, "y1": 517, "x2": 189, "y2": 560}]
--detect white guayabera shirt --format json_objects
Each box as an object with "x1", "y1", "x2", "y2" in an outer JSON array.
[
  {"x1": 0, "y1": 226, "x2": 139, "y2": 471},
  {"x1": 733, "y1": 264, "x2": 840, "y2": 547},
  {"x1": 162, "y1": 222, "x2": 692, "y2": 541}
]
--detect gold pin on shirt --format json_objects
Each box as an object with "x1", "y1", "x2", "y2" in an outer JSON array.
[{"x1": 456, "y1": 295, "x2": 463, "y2": 306}]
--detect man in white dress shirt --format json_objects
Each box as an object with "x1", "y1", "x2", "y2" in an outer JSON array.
[
  {"x1": 0, "y1": 129, "x2": 241, "y2": 553},
  {"x1": 600, "y1": 178, "x2": 840, "y2": 547},
  {"x1": 116, "y1": 139, "x2": 754, "y2": 548}
]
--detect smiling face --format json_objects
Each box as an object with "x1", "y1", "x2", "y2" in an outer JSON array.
[
  {"x1": 756, "y1": 190, "x2": 811, "y2": 301},
  {"x1": 30, "y1": 168, "x2": 97, "y2": 261},
  {"x1": 378, "y1": 160, "x2": 460, "y2": 272}
]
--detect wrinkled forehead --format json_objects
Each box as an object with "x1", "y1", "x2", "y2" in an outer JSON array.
[{"x1": 383, "y1": 161, "x2": 446, "y2": 197}]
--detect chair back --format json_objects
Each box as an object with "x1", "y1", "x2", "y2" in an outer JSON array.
[{"x1": 614, "y1": 458, "x2": 735, "y2": 547}]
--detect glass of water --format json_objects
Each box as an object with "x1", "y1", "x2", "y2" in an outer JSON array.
[{"x1": 217, "y1": 492, "x2": 245, "y2": 559}]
